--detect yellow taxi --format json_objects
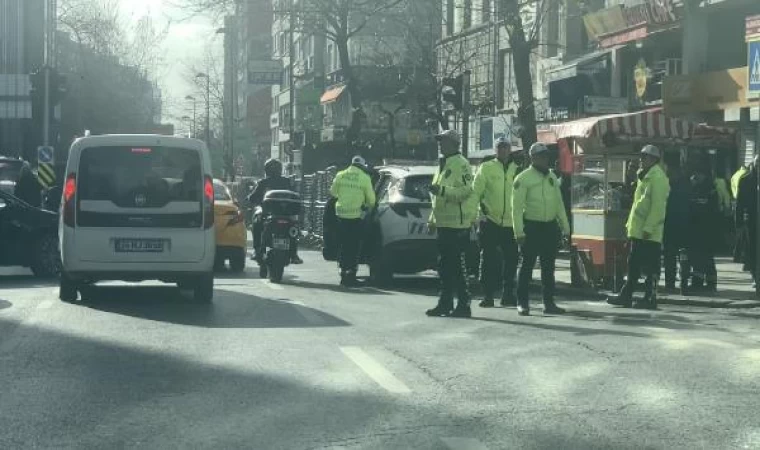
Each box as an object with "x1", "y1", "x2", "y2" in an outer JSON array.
[{"x1": 213, "y1": 179, "x2": 247, "y2": 272}]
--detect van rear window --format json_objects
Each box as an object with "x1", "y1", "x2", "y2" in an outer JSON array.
[{"x1": 78, "y1": 146, "x2": 202, "y2": 207}]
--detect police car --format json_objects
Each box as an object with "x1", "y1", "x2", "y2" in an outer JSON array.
[{"x1": 362, "y1": 164, "x2": 478, "y2": 283}]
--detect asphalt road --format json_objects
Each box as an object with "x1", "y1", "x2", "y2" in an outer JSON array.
[{"x1": 2, "y1": 251, "x2": 760, "y2": 449}]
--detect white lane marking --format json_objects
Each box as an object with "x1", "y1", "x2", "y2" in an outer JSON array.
[
  {"x1": 260, "y1": 280, "x2": 284, "y2": 290},
  {"x1": 440, "y1": 437, "x2": 489, "y2": 450},
  {"x1": 340, "y1": 346, "x2": 411, "y2": 394},
  {"x1": 37, "y1": 300, "x2": 55, "y2": 310}
]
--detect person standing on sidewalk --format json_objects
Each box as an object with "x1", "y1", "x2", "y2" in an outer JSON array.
[
  {"x1": 736, "y1": 155, "x2": 759, "y2": 287},
  {"x1": 608, "y1": 145, "x2": 670, "y2": 310},
  {"x1": 512, "y1": 143, "x2": 571, "y2": 316},
  {"x1": 472, "y1": 137, "x2": 520, "y2": 308},
  {"x1": 426, "y1": 129, "x2": 477, "y2": 318},
  {"x1": 330, "y1": 156, "x2": 376, "y2": 287},
  {"x1": 663, "y1": 166, "x2": 691, "y2": 292},
  {"x1": 683, "y1": 166, "x2": 720, "y2": 293}
]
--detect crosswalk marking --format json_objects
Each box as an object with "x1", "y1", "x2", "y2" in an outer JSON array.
[{"x1": 340, "y1": 346, "x2": 411, "y2": 394}]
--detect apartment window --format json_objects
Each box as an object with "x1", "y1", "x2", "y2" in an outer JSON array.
[
  {"x1": 446, "y1": 0, "x2": 455, "y2": 36},
  {"x1": 481, "y1": 0, "x2": 491, "y2": 24}
]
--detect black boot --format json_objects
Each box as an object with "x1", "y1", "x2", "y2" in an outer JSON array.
[
  {"x1": 451, "y1": 302, "x2": 472, "y2": 318},
  {"x1": 479, "y1": 293, "x2": 495, "y2": 308},
  {"x1": 607, "y1": 282, "x2": 634, "y2": 307},
  {"x1": 543, "y1": 299, "x2": 566, "y2": 315},
  {"x1": 426, "y1": 295, "x2": 453, "y2": 317},
  {"x1": 634, "y1": 277, "x2": 658, "y2": 310},
  {"x1": 501, "y1": 288, "x2": 517, "y2": 307}
]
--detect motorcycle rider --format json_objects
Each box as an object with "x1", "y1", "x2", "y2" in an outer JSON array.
[
  {"x1": 249, "y1": 158, "x2": 303, "y2": 264},
  {"x1": 330, "y1": 155, "x2": 376, "y2": 287}
]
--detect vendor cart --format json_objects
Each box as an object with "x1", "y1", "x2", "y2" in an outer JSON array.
[{"x1": 551, "y1": 108, "x2": 698, "y2": 289}]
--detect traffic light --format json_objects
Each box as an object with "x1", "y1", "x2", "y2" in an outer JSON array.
[
  {"x1": 441, "y1": 75, "x2": 464, "y2": 110},
  {"x1": 30, "y1": 67, "x2": 68, "y2": 125}
]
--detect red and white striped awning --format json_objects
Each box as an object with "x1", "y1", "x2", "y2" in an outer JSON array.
[{"x1": 551, "y1": 109, "x2": 694, "y2": 142}]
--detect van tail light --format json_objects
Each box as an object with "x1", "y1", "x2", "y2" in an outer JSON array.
[
  {"x1": 203, "y1": 175, "x2": 214, "y2": 229},
  {"x1": 63, "y1": 173, "x2": 76, "y2": 227}
]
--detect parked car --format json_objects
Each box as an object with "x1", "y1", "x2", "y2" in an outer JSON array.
[
  {"x1": 0, "y1": 156, "x2": 24, "y2": 195},
  {"x1": 58, "y1": 134, "x2": 217, "y2": 303},
  {"x1": 213, "y1": 179, "x2": 247, "y2": 272},
  {"x1": 0, "y1": 189, "x2": 61, "y2": 278}
]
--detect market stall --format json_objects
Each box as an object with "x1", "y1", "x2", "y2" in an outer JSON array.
[{"x1": 551, "y1": 108, "x2": 698, "y2": 289}]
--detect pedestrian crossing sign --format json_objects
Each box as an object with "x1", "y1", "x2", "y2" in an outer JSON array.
[{"x1": 749, "y1": 40, "x2": 760, "y2": 95}]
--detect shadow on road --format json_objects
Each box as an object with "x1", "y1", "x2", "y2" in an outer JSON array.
[
  {"x1": 284, "y1": 277, "x2": 392, "y2": 296},
  {"x1": 0, "y1": 274, "x2": 58, "y2": 289},
  {"x1": 470, "y1": 315, "x2": 652, "y2": 339},
  {"x1": 0, "y1": 299, "x2": 10, "y2": 310},
  {"x1": 78, "y1": 286, "x2": 350, "y2": 329}
]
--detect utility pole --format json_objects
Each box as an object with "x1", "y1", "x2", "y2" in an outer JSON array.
[
  {"x1": 461, "y1": 70, "x2": 472, "y2": 157},
  {"x1": 42, "y1": 0, "x2": 57, "y2": 149},
  {"x1": 288, "y1": 0, "x2": 296, "y2": 167}
]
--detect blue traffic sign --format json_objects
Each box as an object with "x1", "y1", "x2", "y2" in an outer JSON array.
[
  {"x1": 749, "y1": 40, "x2": 760, "y2": 94},
  {"x1": 37, "y1": 146, "x2": 54, "y2": 164}
]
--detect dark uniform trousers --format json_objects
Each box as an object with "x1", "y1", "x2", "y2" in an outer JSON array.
[
  {"x1": 517, "y1": 220, "x2": 559, "y2": 308},
  {"x1": 437, "y1": 228, "x2": 471, "y2": 308},
  {"x1": 623, "y1": 238, "x2": 661, "y2": 294},
  {"x1": 338, "y1": 218, "x2": 364, "y2": 274},
  {"x1": 479, "y1": 219, "x2": 518, "y2": 297}
]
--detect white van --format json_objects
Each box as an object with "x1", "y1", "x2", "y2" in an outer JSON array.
[{"x1": 59, "y1": 135, "x2": 217, "y2": 302}]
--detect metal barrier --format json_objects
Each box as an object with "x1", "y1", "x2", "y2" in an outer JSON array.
[{"x1": 297, "y1": 167, "x2": 336, "y2": 242}]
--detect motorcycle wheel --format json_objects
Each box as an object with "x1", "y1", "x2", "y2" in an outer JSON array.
[{"x1": 269, "y1": 262, "x2": 284, "y2": 283}]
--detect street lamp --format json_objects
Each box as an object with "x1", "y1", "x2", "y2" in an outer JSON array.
[
  {"x1": 195, "y1": 72, "x2": 211, "y2": 147},
  {"x1": 185, "y1": 95, "x2": 197, "y2": 138},
  {"x1": 181, "y1": 115, "x2": 192, "y2": 137}
]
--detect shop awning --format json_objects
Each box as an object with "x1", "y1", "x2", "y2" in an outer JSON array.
[
  {"x1": 545, "y1": 48, "x2": 616, "y2": 84},
  {"x1": 320, "y1": 85, "x2": 346, "y2": 104},
  {"x1": 551, "y1": 109, "x2": 694, "y2": 141}
]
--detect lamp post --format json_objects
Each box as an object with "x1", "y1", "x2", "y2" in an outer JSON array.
[
  {"x1": 195, "y1": 73, "x2": 211, "y2": 147},
  {"x1": 185, "y1": 95, "x2": 197, "y2": 138}
]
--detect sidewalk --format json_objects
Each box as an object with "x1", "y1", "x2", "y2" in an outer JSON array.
[{"x1": 553, "y1": 256, "x2": 760, "y2": 309}]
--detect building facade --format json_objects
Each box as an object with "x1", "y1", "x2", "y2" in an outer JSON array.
[{"x1": 0, "y1": 0, "x2": 45, "y2": 159}]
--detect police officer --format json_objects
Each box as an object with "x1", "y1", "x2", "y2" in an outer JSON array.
[
  {"x1": 249, "y1": 159, "x2": 303, "y2": 264},
  {"x1": 608, "y1": 145, "x2": 670, "y2": 309},
  {"x1": 473, "y1": 137, "x2": 520, "y2": 308},
  {"x1": 684, "y1": 165, "x2": 720, "y2": 293},
  {"x1": 330, "y1": 155, "x2": 376, "y2": 287},
  {"x1": 512, "y1": 143, "x2": 570, "y2": 316},
  {"x1": 426, "y1": 129, "x2": 477, "y2": 318},
  {"x1": 736, "y1": 154, "x2": 759, "y2": 286}
]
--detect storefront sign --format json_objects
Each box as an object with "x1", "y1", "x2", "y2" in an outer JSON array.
[
  {"x1": 663, "y1": 67, "x2": 753, "y2": 114},
  {"x1": 747, "y1": 15, "x2": 760, "y2": 42},
  {"x1": 583, "y1": 96, "x2": 629, "y2": 114},
  {"x1": 599, "y1": 26, "x2": 648, "y2": 49},
  {"x1": 584, "y1": 0, "x2": 677, "y2": 41}
]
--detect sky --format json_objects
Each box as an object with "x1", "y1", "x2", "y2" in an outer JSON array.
[{"x1": 117, "y1": 0, "x2": 221, "y2": 127}]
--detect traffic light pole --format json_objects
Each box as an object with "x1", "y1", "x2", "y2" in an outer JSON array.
[
  {"x1": 461, "y1": 70, "x2": 471, "y2": 157},
  {"x1": 43, "y1": 67, "x2": 50, "y2": 148}
]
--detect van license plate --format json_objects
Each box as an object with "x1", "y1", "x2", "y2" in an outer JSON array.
[
  {"x1": 115, "y1": 239, "x2": 166, "y2": 253},
  {"x1": 273, "y1": 238, "x2": 290, "y2": 250}
]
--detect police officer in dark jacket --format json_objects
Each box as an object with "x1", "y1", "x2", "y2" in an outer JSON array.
[
  {"x1": 663, "y1": 166, "x2": 691, "y2": 291},
  {"x1": 684, "y1": 167, "x2": 720, "y2": 293},
  {"x1": 736, "y1": 155, "x2": 759, "y2": 285},
  {"x1": 14, "y1": 161, "x2": 42, "y2": 207},
  {"x1": 249, "y1": 159, "x2": 302, "y2": 264}
]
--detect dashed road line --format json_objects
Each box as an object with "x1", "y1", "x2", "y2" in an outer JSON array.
[
  {"x1": 440, "y1": 437, "x2": 489, "y2": 450},
  {"x1": 340, "y1": 346, "x2": 411, "y2": 394}
]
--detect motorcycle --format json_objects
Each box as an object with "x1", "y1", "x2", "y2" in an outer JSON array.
[{"x1": 255, "y1": 190, "x2": 301, "y2": 283}]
